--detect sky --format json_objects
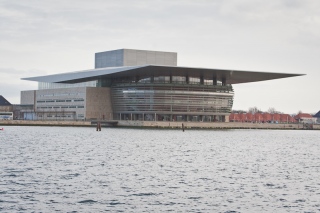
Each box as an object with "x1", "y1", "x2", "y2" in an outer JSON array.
[{"x1": 1, "y1": 0, "x2": 319, "y2": 114}]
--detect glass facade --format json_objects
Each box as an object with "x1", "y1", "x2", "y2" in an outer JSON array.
[
  {"x1": 38, "y1": 81, "x2": 97, "y2": 90},
  {"x1": 111, "y1": 76, "x2": 233, "y2": 122}
]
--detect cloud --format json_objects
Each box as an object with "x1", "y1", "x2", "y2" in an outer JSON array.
[
  {"x1": 0, "y1": 68, "x2": 41, "y2": 104},
  {"x1": 0, "y1": 0, "x2": 319, "y2": 112}
]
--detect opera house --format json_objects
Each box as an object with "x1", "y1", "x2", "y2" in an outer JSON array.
[{"x1": 21, "y1": 49, "x2": 302, "y2": 122}]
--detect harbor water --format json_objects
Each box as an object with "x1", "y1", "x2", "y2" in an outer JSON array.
[{"x1": 0, "y1": 126, "x2": 319, "y2": 212}]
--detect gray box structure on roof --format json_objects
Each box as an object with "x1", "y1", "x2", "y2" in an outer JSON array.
[{"x1": 95, "y1": 49, "x2": 177, "y2": 68}]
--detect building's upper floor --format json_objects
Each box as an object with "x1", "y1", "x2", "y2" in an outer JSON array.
[{"x1": 95, "y1": 49, "x2": 177, "y2": 68}]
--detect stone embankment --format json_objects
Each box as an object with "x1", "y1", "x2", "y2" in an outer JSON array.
[
  {"x1": 118, "y1": 120, "x2": 320, "y2": 130},
  {"x1": 0, "y1": 120, "x2": 91, "y2": 127},
  {"x1": 1, "y1": 120, "x2": 319, "y2": 130}
]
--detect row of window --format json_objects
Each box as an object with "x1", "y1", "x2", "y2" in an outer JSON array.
[
  {"x1": 46, "y1": 115, "x2": 73, "y2": 118},
  {"x1": 37, "y1": 92, "x2": 85, "y2": 97},
  {"x1": 37, "y1": 99, "x2": 84, "y2": 103},
  {"x1": 113, "y1": 76, "x2": 225, "y2": 85},
  {"x1": 36, "y1": 106, "x2": 85, "y2": 109},
  {"x1": 112, "y1": 85, "x2": 233, "y2": 114},
  {"x1": 38, "y1": 81, "x2": 96, "y2": 90}
]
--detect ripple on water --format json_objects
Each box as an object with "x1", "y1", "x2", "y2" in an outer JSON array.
[
  {"x1": 0, "y1": 127, "x2": 319, "y2": 212},
  {"x1": 78, "y1": 199, "x2": 97, "y2": 204}
]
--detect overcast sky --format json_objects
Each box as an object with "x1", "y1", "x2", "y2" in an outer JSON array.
[{"x1": 1, "y1": 0, "x2": 319, "y2": 114}]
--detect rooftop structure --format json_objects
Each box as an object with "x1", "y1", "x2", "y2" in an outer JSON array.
[
  {"x1": 95, "y1": 49, "x2": 177, "y2": 68},
  {"x1": 0, "y1": 95, "x2": 13, "y2": 115},
  {"x1": 0, "y1": 95, "x2": 12, "y2": 106},
  {"x1": 313, "y1": 111, "x2": 320, "y2": 118},
  {"x1": 21, "y1": 49, "x2": 304, "y2": 122}
]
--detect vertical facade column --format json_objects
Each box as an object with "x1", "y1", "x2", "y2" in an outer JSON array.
[
  {"x1": 170, "y1": 75, "x2": 172, "y2": 83},
  {"x1": 200, "y1": 76, "x2": 204, "y2": 85},
  {"x1": 222, "y1": 77, "x2": 226, "y2": 86},
  {"x1": 186, "y1": 75, "x2": 189, "y2": 84},
  {"x1": 213, "y1": 76, "x2": 217, "y2": 85},
  {"x1": 135, "y1": 76, "x2": 139, "y2": 83},
  {"x1": 225, "y1": 115, "x2": 230, "y2": 122}
]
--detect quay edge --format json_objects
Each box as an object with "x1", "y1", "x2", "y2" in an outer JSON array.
[{"x1": 0, "y1": 120, "x2": 319, "y2": 130}]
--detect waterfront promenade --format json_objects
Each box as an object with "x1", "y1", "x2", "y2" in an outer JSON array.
[{"x1": 1, "y1": 120, "x2": 319, "y2": 130}]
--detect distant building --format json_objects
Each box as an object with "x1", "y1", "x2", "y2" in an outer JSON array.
[
  {"x1": 20, "y1": 49, "x2": 303, "y2": 122},
  {"x1": 0, "y1": 95, "x2": 13, "y2": 120},
  {"x1": 229, "y1": 113, "x2": 296, "y2": 123},
  {"x1": 0, "y1": 95, "x2": 12, "y2": 111},
  {"x1": 12, "y1": 104, "x2": 35, "y2": 120},
  {"x1": 294, "y1": 113, "x2": 317, "y2": 124}
]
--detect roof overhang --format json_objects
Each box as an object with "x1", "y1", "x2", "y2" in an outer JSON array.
[{"x1": 22, "y1": 65, "x2": 304, "y2": 84}]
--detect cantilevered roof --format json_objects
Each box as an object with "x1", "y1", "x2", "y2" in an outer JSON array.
[{"x1": 22, "y1": 65, "x2": 304, "y2": 84}]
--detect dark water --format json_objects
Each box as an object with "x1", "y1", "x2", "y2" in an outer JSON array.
[{"x1": 0, "y1": 126, "x2": 319, "y2": 212}]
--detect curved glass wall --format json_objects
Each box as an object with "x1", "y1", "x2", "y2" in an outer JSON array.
[
  {"x1": 111, "y1": 81, "x2": 233, "y2": 122},
  {"x1": 113, "y1": 76, "x2": 224, "y2": 86}
]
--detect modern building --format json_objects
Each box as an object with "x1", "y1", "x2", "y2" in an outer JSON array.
[{"x1": 21, "y1": 49, "x2": 303, "y2": 122}]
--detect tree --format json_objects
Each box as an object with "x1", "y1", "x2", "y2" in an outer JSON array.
[
  {"x1": 268, "y1": 107, "x2": 276, "y2": 114},
  {"x1": 248, "y1": 106, "x2": 261, "y2": 114},
  {"x1": 232, "y1": 109, "x2": 246, "y2": 114},
  {"x1": 267, "y1": 107, "x2": 283, "y2": 114}
]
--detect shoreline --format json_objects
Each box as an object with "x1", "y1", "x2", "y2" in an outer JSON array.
[{"x1": 1, "y1": 120, "x2": 319, "y2": 130}]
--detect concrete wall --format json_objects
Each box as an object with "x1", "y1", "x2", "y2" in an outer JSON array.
[
  {"x1": 12, "y1": 104, "x2": 34, "y2": 119},
  {"x1": 95, "y1": 49, "x2": 177, "y2": 68},
  {"x1": 35, "y1": 87, "x2": 86, "y2": 120},
  {"x1": 123, "y1": 49, "x2": 177, "y2": 67},
  {"x1": 85, "y1": 87, "x2": 113, "y2": 120},
  {"x1": 21, "y1": 87, "x2": 112, "y2": 120},
  {"x1": 21, "y1": 90, "x2": 35, "y2": 105},
  {"x1": 95, "y1": 49, "x2": 124, "y2": 68}
]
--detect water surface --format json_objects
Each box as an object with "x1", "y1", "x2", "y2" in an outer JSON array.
[{"x1": 0, "y1": 126, "x2": 319, "y2": 212}]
